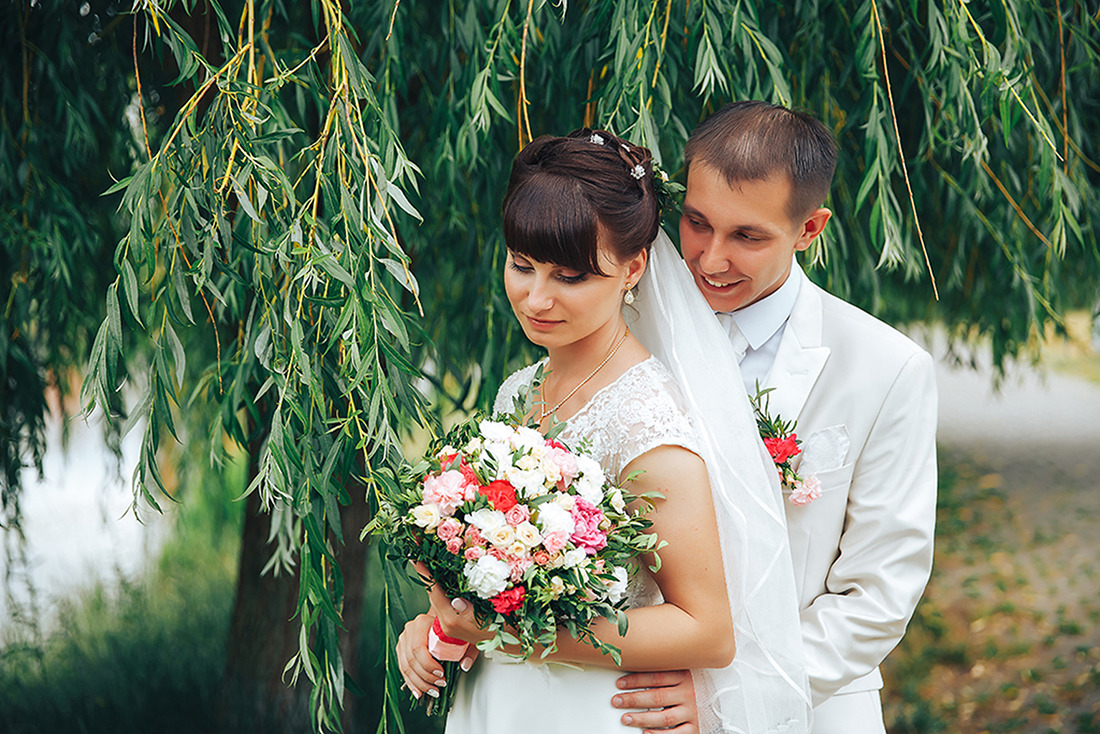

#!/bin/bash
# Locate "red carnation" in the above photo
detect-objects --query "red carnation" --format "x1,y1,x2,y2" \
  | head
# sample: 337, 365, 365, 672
479, 480, 519, 512
764, 435, 801, 464
490, 585, 526, 614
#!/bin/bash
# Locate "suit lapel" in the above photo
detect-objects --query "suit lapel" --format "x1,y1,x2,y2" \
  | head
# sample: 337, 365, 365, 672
764, 275, 830, 423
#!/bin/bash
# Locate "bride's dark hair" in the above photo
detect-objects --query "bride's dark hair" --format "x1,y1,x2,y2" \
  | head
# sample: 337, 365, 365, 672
502, 129, 659, 276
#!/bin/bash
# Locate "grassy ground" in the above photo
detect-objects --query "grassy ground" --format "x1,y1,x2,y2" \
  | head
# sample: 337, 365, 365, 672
883, 316, 1100, 734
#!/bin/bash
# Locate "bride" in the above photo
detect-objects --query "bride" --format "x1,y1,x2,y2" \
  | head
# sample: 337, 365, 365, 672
397, 129, 810, 733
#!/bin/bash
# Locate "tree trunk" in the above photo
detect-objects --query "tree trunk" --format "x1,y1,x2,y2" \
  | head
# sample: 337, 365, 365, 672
217, 454, 372, 734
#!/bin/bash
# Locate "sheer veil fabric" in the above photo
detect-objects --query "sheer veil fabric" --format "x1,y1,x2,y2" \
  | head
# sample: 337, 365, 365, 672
626, 231, 812, 734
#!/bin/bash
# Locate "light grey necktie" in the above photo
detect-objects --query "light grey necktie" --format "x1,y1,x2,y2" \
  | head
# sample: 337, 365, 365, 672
715, 312, 749, 363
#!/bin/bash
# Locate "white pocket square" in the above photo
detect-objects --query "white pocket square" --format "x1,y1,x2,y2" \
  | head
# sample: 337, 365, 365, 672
800, 425, 850, 475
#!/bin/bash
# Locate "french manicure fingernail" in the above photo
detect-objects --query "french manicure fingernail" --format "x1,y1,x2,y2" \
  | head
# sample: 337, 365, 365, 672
435, 678, 447, 687
460, 659, 472, 672
412, 689, 421, 700
432, 669, 444, 678
427, 688, 440, 699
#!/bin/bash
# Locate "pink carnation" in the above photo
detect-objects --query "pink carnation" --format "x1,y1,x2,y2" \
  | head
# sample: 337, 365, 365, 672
504, 504, 530, 526
436, 517, 463, 541
542, 530, 568, 554
509, 557, 533, 582
788, 475, 822, 506
422, 470, 468, 514
445, 536, 464, 554
570, 497, 607, 555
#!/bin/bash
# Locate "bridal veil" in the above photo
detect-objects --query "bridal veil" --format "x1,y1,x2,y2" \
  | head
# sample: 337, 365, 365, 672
627, 230, 812, 734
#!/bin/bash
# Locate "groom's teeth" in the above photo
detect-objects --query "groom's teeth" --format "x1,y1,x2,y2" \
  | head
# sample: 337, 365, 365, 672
703, 277, 729, 288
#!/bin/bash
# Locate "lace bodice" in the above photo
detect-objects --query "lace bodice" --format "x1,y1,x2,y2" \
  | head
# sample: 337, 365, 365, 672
493, 357, 699, 480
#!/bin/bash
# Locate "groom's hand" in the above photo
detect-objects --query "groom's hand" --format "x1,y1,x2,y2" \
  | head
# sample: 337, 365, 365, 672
612, 670, 698, 733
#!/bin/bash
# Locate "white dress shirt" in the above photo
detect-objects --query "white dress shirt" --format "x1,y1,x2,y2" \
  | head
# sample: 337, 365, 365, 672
716, 261, 803, 393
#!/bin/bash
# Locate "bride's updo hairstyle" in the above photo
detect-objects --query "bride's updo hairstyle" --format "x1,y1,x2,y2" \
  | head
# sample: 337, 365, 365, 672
503, 129, 659, 276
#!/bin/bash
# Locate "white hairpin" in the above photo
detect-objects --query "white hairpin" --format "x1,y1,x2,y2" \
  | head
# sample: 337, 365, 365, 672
630, 164, 645, 180
589, 133, 605, 145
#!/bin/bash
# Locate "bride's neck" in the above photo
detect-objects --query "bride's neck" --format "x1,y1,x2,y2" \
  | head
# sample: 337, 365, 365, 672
544, 321, 629, 381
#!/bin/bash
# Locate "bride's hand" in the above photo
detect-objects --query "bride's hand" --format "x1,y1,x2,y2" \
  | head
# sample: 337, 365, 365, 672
396, 613, 447, 700
410, 561, 493, 645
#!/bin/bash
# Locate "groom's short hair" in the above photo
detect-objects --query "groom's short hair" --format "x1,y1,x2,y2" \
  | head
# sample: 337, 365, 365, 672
684, 101, 837, 222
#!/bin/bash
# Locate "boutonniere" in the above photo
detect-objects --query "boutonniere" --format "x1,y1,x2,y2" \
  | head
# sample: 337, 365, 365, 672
750, 385, 821, 506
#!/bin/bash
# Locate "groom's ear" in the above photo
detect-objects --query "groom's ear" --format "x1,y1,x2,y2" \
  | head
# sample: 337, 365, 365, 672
794, 208, 832, 251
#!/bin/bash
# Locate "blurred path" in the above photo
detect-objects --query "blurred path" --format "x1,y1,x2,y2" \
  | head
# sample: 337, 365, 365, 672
893, 332, 1100, 731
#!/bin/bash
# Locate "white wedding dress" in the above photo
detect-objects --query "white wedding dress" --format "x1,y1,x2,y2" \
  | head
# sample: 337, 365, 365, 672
443, 356, 700, 734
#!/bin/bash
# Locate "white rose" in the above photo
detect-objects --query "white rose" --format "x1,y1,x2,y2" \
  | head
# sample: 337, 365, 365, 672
574, 474, 604, 506
464, 555, 511, 599
410, 503, 441, 530
514, 522, 542, 547
536, 502, 575, 536
538, 455, 562, 484
562, 548, 587, 569
484, 524, 516, 548
465, 508, 507, 533
606, 566, 629, 604
554, 493, 576, 512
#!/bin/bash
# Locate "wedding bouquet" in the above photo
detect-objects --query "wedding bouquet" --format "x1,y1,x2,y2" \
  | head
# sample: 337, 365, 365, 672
366, 405, 663, 714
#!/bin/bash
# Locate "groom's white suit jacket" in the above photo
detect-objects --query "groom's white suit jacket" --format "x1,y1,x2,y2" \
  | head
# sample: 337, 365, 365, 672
757, 268, 938, 711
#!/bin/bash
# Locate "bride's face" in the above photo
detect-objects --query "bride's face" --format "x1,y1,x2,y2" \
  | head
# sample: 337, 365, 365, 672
504, 244, 644, 352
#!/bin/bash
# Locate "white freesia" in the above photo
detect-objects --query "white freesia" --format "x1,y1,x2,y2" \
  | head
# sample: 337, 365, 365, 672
463, 436, 483, 454
608, 488, 627, 513
536, 501, 575, 536
548, 576, 566, 599
465, 508, 507, 534
606, 566, 629, 603
410, 503, 442, 530
483, 440, 515, 479
464, 555, 511, 599
516, 454, 541, 471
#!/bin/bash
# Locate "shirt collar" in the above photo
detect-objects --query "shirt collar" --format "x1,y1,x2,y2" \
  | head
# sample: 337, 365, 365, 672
724, 260, 803, 350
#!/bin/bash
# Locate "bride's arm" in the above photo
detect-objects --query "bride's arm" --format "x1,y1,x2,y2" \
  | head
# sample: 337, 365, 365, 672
431, 444, 734, 671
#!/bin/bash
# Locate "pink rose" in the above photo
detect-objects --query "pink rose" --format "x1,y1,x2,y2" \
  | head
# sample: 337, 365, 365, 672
570, 497, 608, 555
504, 504, 530, 526
436, 517, 463, 541
532, 550, 551, 566
544, 444, 579, 485
788, 475, 822, 506
445, 536, 464, 554
464, 525, 486, 547
422, 470, 468, 514
489, 546, 508, 560
464, 546, 486, 561
542, 530, 568, 554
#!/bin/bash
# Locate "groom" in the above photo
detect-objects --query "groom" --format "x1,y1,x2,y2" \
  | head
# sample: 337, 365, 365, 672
612, 102, 938, 733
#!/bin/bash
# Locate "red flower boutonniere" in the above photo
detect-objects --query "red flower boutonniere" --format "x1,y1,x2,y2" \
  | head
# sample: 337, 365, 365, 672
750, 385, 821, 506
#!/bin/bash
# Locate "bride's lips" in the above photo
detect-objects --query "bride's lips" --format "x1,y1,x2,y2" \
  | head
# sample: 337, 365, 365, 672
524, 315, 563, 332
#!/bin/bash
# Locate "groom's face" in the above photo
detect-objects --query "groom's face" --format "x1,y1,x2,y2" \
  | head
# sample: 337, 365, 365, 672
680, 163, 822, 313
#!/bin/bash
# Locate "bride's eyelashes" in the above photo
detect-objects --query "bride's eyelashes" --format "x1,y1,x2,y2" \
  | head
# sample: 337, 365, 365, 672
508, 256, 590, 284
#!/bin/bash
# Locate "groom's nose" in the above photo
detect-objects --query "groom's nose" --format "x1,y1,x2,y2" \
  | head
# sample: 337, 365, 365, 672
697, 238, 730, 275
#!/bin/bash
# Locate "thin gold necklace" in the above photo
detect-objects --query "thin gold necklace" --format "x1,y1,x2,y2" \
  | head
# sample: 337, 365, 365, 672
539, 327, 631, 422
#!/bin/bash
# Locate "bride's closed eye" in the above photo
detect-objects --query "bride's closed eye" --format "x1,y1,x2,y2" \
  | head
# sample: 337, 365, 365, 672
508, 255, 589, 284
